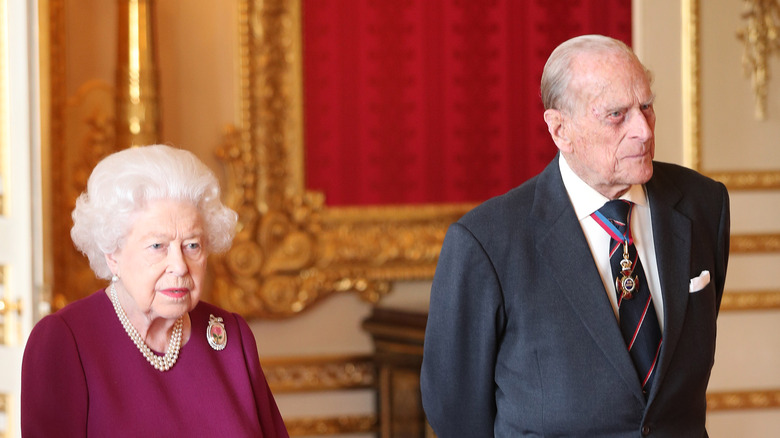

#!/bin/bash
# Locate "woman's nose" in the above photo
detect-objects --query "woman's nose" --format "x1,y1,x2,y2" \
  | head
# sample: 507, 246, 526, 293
166, 246, 188, 276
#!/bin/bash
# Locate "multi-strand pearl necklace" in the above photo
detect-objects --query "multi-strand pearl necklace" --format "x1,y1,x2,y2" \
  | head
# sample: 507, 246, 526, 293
109, 283, 183, 371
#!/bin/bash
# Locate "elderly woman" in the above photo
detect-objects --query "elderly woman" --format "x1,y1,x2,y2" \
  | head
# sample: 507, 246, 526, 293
21, 145, 288, 437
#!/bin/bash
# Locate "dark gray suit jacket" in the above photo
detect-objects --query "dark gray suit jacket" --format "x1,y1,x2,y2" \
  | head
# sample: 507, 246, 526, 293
421, 155, 730, 437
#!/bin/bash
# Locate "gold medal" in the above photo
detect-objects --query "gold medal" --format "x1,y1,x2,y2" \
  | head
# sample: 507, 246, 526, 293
207, 314, 227, 351
615, 241, 638, 300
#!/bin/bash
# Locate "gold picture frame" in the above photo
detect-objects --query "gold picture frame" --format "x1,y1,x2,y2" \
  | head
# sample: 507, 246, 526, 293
210, 0, 472, 318
211, 0, 780, 318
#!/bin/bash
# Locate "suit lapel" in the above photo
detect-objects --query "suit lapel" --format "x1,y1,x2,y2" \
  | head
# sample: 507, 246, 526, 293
531, 158, 645, 402
644, 174, 691, 402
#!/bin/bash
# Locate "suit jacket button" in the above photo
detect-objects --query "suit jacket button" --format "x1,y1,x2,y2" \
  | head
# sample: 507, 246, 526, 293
641, 425, 651, 435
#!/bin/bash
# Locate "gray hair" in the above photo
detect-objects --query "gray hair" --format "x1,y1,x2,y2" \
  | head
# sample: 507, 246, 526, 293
540, 34, 653, 112
71, 144, 238, 280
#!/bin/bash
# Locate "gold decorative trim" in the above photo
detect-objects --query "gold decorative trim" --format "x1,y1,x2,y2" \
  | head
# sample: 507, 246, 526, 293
115, 0, 161, 148
706, 170, 780, 190
262, 355, 375, 393
212, 0, 469, 318
682, 0, 701, 170
684, 0, 780, 190
284, 415, 377, 436
0, 392, 8, 438
730, 233, 780, 253
721, 290, 780, 311
0, 0, 7, 215
707, 389, 780, 411
262, 355, 380, 435
0, 265, 21, 346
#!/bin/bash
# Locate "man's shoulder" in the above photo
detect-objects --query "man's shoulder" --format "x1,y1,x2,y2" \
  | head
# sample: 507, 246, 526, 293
649, 161, 729, 211
651, 161, 724, 189
458, 174, 542, 230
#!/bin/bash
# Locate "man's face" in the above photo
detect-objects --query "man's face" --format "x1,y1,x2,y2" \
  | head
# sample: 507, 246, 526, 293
558, 52, 656, 199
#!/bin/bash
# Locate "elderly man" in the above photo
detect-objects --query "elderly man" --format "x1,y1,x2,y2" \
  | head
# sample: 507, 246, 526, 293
421, 34, 730, 437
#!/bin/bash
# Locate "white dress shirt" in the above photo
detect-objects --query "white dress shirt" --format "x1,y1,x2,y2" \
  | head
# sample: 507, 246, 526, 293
558, 155, 665, 330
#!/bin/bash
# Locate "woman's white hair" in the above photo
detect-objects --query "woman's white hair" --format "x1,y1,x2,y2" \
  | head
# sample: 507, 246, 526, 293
540, 34, 653, 113
71, 144, 238, 280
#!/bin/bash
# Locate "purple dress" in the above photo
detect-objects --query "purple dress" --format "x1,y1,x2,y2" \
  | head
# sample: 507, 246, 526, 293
21, 290, 289, 437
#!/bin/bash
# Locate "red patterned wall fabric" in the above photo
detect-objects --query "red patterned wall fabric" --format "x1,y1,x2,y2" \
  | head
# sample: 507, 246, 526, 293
303, 0, 632, 206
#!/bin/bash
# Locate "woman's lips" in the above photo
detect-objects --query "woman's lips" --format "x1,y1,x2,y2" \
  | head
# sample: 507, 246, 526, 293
159, 288, 189, 298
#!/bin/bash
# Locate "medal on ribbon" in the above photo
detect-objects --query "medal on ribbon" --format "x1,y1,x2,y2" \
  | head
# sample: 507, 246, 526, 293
615, 241, 638, 300
207, 314, 227, 351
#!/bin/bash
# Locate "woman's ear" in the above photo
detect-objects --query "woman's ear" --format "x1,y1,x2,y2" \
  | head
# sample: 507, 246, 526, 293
543, 109, 572, 153
105, 252, 120, 277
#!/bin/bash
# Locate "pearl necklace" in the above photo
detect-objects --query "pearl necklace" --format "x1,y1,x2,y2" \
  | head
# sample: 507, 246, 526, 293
109, 283, 183, 371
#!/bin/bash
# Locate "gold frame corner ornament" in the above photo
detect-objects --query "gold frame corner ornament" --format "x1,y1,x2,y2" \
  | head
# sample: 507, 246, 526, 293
211, 0, 469, 318
736, 0, 780, 121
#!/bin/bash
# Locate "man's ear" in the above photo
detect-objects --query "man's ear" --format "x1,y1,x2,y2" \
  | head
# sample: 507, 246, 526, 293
543, 109, 572, 153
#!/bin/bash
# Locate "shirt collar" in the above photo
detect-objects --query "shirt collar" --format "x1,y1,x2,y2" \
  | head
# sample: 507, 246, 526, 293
558, 154, 648, 221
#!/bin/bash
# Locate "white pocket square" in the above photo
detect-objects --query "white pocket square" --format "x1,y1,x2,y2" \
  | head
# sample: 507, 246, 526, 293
689, 270, 711, 293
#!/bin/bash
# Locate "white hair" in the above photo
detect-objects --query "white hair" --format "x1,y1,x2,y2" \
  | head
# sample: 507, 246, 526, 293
540, 34, 653, 112
70, 144, 238, 280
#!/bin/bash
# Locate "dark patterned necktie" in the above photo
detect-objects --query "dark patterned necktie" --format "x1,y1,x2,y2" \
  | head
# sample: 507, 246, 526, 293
592, 199, 663, 397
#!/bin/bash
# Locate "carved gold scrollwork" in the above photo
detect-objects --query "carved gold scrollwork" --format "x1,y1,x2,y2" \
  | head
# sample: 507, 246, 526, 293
737, 0, 780, 120
263, 355, 375, 393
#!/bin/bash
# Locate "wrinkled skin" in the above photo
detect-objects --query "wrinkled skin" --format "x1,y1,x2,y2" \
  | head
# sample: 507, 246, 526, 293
544, 51, 656, 199
105, 199, 207, 350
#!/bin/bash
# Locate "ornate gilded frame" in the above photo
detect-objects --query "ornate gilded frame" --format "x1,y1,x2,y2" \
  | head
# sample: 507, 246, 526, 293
210, 0, 471, 318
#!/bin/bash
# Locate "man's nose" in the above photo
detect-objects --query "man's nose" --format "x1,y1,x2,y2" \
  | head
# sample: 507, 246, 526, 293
630, 109, 654, 142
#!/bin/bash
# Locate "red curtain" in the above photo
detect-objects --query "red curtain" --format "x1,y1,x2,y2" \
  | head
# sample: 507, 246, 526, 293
303, 0, 632, 206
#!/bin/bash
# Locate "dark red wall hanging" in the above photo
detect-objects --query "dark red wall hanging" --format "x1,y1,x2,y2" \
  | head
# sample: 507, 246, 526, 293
303, 0, 632, 206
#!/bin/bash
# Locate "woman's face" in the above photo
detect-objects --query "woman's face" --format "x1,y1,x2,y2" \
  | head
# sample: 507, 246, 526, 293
106, 199, 207, 322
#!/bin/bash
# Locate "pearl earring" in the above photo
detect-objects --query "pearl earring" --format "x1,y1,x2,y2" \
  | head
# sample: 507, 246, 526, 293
112, 275, 119, 283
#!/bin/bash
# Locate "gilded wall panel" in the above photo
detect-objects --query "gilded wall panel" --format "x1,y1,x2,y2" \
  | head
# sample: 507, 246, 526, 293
684, 0, 780, 422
